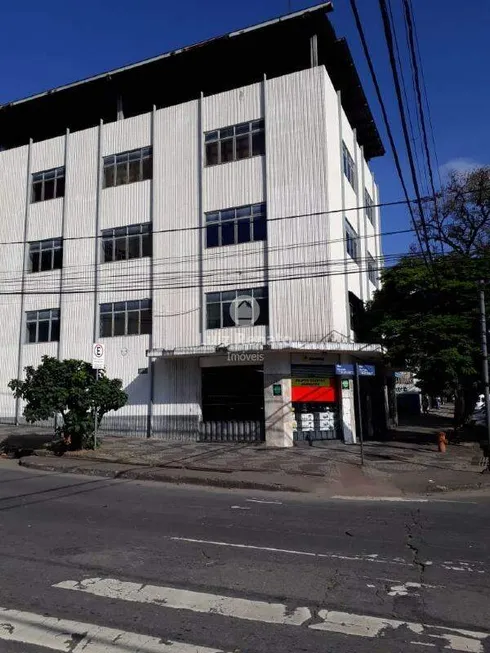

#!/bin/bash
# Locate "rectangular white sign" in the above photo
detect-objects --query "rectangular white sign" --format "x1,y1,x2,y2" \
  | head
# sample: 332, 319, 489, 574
92, 343, 105, 369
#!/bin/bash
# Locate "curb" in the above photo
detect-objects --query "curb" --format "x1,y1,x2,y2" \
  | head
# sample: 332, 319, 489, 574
18, 457, 308, 493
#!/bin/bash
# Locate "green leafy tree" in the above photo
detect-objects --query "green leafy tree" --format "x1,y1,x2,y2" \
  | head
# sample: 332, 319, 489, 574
9, 356, 127, 450
364, 166, 490, 424
364, 252, 490, 422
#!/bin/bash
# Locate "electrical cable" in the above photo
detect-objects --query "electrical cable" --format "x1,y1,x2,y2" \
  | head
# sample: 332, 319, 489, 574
402, 0, 443, 252
349, 0, 432, 273
378, 0, 437, 278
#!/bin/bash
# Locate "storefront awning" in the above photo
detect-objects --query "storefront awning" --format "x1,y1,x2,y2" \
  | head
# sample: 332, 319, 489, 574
147, 341, 384, 359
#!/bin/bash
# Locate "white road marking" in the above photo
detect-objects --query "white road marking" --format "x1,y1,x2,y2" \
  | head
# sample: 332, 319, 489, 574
442, 561, 485, 574
246, 499, 283, 505
53, 577, 490, 652
54, 578, 311, 626
169, 536, 412, 567
0, 606, 229, 652
410, 642, 436, 648
230, 505, 250, 510
332, 496, 429, 502
310, 610, 488, 652
332, 496, 478, 505
388, 582, 421, 597
168, 537, 486, 575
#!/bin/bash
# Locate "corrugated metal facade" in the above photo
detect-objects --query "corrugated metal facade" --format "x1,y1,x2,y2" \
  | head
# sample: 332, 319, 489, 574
0, 66, 382, 438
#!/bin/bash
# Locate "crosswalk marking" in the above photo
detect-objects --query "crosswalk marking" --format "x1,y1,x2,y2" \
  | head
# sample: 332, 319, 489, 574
54, 576, 490, 653
0, 606, 229, 652
310, 610, 488, 653
54, 577, 311, 626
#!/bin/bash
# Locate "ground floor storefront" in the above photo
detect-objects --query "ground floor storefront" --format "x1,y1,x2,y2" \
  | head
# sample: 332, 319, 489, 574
148, 345, 389, 447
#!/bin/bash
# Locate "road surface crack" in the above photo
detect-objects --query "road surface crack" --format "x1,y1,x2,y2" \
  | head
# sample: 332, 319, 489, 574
406, 508, 428, 620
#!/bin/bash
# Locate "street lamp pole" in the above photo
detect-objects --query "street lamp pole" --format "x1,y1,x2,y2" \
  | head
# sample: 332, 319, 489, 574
478, 280, 490, 470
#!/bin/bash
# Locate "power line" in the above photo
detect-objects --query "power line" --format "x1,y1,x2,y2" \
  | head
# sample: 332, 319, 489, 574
0, 197, 411, 249
410, 0, 442, 191
0, 224, 413, 280
387, 0, 427, 197
0, 249, 426, 297
378, 0, 437, 279
402, 0, 442, 252
349, 0, 431, 273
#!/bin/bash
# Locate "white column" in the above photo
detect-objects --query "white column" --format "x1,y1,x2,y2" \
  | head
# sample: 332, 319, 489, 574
340, 356, 357, 444
263, 353, 294, 448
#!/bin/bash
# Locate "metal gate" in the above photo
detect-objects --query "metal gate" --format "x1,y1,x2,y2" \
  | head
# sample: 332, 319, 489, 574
199, 420, 264, 442
200, 366, 265, 442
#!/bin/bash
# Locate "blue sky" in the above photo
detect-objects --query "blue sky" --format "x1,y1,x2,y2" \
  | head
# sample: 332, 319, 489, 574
0, 0, 488, 257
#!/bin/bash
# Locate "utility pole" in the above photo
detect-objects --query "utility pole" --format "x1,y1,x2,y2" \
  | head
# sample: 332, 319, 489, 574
93, 368, 99, 450
478, 280, 490, 470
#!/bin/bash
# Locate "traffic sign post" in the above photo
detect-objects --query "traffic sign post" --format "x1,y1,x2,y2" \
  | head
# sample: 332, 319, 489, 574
92, 343, 105, 449
335, 361, 376, 465
92, 343, 105, 369
354, 364, 364, 466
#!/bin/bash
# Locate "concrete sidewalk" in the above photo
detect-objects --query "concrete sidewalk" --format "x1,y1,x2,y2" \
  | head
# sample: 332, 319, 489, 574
3, 407, 490, 496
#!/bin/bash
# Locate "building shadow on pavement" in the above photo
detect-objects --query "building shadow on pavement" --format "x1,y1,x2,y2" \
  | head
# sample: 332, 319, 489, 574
0, 429, 53, 458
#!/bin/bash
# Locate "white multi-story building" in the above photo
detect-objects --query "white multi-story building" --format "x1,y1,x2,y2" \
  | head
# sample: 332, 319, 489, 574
0, 3, 386, 446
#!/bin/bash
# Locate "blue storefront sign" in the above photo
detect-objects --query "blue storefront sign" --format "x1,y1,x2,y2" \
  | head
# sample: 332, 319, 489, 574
335, 364, 355, 376
357, 364, 376, 377
335, 363, 375, 377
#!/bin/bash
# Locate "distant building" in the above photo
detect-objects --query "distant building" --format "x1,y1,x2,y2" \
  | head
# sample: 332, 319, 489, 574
0, 3, 385, 446
395, 372, 422, 416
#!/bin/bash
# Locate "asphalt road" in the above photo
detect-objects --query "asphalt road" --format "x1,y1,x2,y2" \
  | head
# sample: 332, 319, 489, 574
0, 459, 489, 653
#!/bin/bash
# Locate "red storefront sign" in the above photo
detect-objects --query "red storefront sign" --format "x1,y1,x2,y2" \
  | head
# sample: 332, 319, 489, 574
291, 377, 337, 403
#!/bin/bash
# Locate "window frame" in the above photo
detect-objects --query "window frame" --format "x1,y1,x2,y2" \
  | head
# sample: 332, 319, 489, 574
205, 119, 265, 167
103, 146, 152, 188
31, 167, 65, 203
205, 203, 266, 248
25, 308, 60, 343
206, 287, 269, 330
101, 223, 152, 263
345, 219, 359, 263
368, 254, 378, 285
28, 238, 63, 273
99, 299, 152, 338
365, 189, 375, 225
342, 142, 356, 189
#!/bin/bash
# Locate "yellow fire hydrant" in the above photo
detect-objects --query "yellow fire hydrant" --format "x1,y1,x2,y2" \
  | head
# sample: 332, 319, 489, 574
438, 431, 447, 453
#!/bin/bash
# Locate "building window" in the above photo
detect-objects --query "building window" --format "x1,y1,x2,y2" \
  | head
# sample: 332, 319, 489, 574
342, 142, 356, 189
368, 254, 378, 285
348, 292, 363, 341
101, 223, 152, 262
26, 309, 60, 343
100, 299, 152, 337
103, 147, 152, 188
206, 287, 268, 329
345, 220, 359, 262
31, 167, 65, 203
365, 189, 375, 225
29, 239, 63, 273
206, 203, 266, 248
205, 119, 265, 166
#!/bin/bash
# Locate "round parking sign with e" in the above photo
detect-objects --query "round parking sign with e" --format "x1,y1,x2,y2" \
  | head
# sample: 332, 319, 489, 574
92, 343, 105, 369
